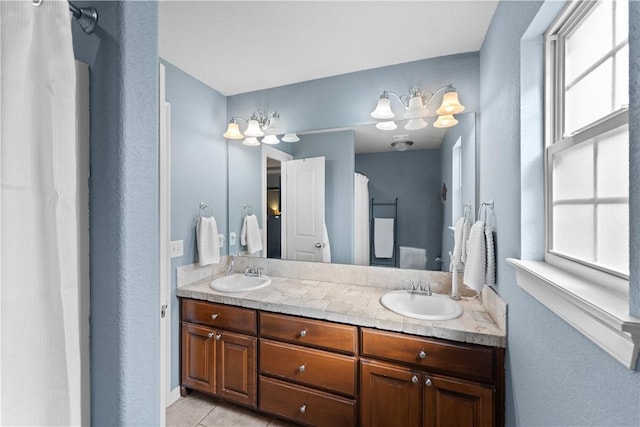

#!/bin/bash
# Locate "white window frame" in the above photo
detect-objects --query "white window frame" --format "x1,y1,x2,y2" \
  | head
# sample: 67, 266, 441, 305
545, 0, 629, 287
509, 0, 640, 370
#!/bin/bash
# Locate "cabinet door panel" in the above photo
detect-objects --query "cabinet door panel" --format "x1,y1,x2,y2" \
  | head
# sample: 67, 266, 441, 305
217, 330, 257, 407
423, 375, 494, 427
360, 359, 421, 427
181, 322, 216, 394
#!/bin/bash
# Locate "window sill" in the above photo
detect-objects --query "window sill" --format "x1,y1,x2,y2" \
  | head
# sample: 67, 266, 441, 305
507, 258, 640, 369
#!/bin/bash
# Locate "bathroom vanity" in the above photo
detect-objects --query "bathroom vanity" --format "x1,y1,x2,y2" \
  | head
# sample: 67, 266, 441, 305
177, 272, 505, 427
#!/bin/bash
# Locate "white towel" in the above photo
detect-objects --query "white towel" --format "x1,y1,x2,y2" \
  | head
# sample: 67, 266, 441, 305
196, 216, 220, 266
485, 225, 496, 286
374, 218, 394, 258
241, 214, 263, 254
463, 220, 486, 291
399, 246, 426, 270
452, 217, 467, 272
322, 222, 331, 263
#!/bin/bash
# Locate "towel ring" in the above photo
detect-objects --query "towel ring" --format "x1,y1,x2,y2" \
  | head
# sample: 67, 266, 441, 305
200, 202, 214, 218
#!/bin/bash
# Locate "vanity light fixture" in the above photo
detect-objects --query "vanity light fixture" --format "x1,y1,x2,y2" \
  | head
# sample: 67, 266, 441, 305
281, 133, 300, 143
223, 111, 298, 146
371, 85, 465, 130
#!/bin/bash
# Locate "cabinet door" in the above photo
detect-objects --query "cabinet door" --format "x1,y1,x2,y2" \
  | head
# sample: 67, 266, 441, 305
217, 330, 257, 407
360, 360, 421, 427
423, 374, 494, 427
181, 322, 216, 394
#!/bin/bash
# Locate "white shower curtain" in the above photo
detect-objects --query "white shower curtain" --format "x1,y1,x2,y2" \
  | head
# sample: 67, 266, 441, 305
1, 1, 80, 425
353, 173, 370, 265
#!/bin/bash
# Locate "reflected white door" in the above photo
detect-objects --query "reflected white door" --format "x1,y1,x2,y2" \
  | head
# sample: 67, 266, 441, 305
285, 157, 325, 261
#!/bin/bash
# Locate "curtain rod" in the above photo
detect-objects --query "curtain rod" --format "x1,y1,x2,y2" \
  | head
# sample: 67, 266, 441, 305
68, 1, 98, 34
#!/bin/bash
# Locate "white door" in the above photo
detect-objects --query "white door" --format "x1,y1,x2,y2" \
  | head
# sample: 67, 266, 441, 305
285, 157, 325, 261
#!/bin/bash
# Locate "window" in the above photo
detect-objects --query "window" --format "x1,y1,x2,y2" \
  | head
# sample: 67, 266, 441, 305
546, 0, 629, 281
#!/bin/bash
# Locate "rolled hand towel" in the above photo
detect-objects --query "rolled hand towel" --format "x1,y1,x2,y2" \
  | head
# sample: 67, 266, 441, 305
197, 216, 220, 266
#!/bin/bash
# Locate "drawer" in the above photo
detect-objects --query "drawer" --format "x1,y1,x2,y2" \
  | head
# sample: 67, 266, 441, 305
361, 328, 496, 383
260, 312, 357, 354
260, 339, 356, 396
259, 376, 356, 427
181, 299, 257, 335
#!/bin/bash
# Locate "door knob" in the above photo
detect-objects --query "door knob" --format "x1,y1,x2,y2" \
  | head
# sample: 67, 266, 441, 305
299, 404, 306, 413
418, 350, 427, 359
299, 364, 306, 372
207, 332, 214, 338
299, 329, 308, 337
211, 313, 219, 320
215, 334, 221, 340
314, 242, 324, 248
425, 378, 433, 386
411, 375, 419, 384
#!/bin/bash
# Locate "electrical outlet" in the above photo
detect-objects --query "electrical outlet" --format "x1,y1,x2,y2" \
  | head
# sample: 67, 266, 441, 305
230, 232, 237, 246
170, 240, 183, 258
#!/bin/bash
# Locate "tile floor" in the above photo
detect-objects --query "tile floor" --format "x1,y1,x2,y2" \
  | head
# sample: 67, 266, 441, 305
166, 392, 298, 427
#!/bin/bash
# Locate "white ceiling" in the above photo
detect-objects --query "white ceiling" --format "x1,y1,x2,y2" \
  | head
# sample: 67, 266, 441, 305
159, 1, 499, 97
159, 1, 496, 153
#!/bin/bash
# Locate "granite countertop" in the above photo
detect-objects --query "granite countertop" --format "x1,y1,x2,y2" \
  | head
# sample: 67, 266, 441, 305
177, 274, 506, 348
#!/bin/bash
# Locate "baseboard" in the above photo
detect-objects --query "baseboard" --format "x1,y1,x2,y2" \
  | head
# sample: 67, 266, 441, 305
167, 387, 181, 407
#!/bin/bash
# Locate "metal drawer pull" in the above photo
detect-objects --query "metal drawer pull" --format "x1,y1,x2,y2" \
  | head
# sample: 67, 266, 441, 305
299, 404, 306, 413
211, 313, 219, 320
299, 329, 308, 337
207, 332, 214, 338
418, 350, 427, 359
298, 364, 306, 372
215, 334, 222, 341
411, 375, 419, 384
425, 378, 433, 386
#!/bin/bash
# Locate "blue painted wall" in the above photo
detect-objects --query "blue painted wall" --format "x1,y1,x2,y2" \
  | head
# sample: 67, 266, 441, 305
440, 113, 476, 271
355, 150, 442, 270
162, 61, 228, 389
228, 142, 263, 256
72, 1, 160, 424
293, 131, 355, 264
480, 1, 640, 425
227, 53, 479, 134
630, 0, 640, 317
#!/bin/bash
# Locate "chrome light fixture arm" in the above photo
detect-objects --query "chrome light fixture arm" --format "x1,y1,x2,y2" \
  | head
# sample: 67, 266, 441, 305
421, 85, 455, 109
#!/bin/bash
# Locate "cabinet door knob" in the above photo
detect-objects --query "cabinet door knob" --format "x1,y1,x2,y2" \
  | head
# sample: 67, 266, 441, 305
215, 333, 222, 340
298, 364, 306, 372
299, 329, 308, 337
207, 332, 214, 339
411, 375, 419, 384
425, 378, 433, 386
418, 350, 427, 359
299, 404, 306, 413
211, 313, 219, 320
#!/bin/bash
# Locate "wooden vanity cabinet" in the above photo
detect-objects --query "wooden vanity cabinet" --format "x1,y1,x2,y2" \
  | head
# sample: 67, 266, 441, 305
360, 328, 502, 427
180, 299, 257, 408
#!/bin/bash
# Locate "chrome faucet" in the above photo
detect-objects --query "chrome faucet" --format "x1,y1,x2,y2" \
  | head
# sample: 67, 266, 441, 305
226, 253, 236, 275
405, 280, 433, 296
245, 265, 261, 277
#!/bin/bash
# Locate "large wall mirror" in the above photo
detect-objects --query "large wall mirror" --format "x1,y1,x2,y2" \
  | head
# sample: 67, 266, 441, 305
228, 113, 476, 272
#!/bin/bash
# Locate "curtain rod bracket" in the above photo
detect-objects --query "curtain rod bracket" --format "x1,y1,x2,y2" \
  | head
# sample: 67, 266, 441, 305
68, 1, 98, 34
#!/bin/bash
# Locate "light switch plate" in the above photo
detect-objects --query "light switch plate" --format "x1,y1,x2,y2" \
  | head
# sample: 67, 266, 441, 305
170, 240, 183, 258
230, 232, 237, 246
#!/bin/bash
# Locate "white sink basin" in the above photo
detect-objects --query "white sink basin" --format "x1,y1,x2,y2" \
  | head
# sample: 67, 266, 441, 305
210, 273, 271, 293
380, 290, 463, 321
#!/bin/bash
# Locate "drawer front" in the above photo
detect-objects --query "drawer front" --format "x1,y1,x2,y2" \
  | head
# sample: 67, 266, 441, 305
361, 328, 496, 383
260, 312, 357, 354
259, 376, 356, 427
260, 339, 356, 396
182, 299, 257, 335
